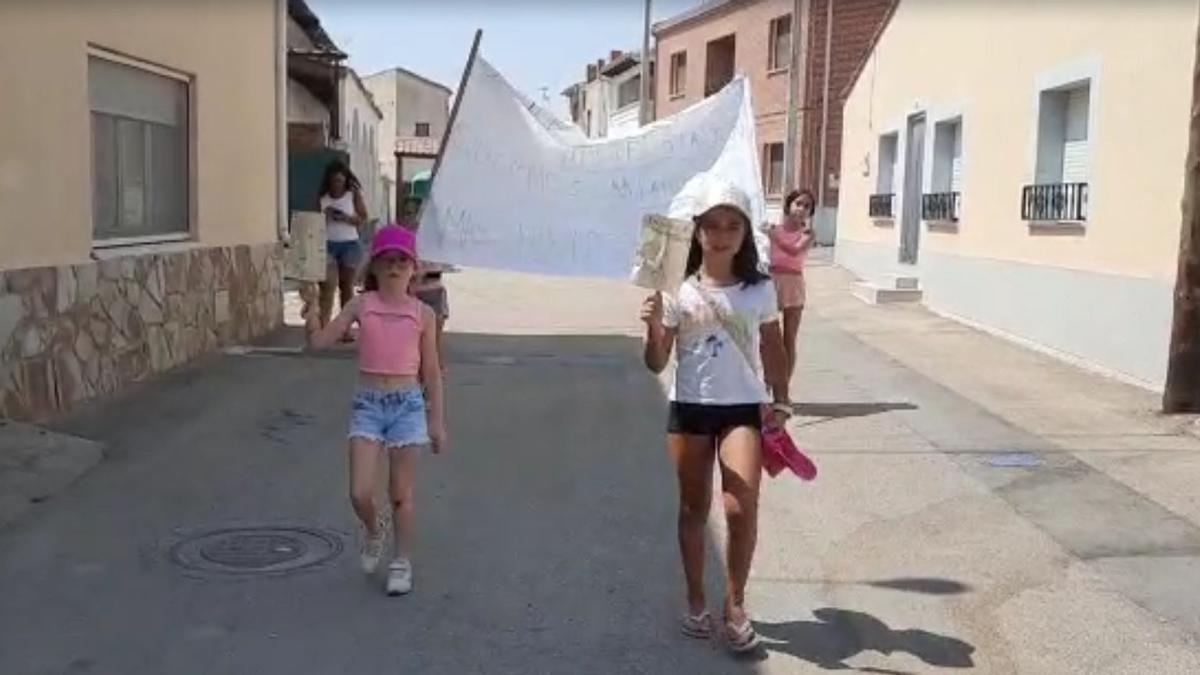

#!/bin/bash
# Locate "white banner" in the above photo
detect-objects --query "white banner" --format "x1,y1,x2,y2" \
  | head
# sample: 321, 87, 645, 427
418, 57, 766, 278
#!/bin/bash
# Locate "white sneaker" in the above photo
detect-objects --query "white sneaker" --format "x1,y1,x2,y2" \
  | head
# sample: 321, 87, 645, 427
386, 559, 413, 596
360, 528, 385, 574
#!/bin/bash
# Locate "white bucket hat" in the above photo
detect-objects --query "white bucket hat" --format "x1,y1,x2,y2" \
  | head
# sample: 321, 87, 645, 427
668, 172, 754, 227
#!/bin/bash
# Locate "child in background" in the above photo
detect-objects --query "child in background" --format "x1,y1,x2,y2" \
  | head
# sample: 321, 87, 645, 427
768, 189, 816, 378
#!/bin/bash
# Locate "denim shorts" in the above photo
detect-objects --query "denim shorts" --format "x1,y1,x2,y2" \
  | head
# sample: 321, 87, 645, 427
349, 386, 429, 449
327, 240, 363, 270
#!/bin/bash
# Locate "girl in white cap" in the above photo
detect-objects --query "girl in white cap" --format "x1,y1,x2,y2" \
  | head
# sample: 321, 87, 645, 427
641, 176, 791, 653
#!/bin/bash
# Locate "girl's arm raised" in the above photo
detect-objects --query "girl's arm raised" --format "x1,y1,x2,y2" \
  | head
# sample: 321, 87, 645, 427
305, 295, 359, 350
419, 303, 447, 453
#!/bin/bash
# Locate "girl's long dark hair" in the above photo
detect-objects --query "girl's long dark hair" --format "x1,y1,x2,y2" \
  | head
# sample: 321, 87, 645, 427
685, 210, 769, 287
319, 159, 362, 197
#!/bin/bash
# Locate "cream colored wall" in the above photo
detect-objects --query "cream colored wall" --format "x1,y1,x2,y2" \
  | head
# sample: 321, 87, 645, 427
0, 0, 278, 270
838, 0, 1196, 280
364, 71, 398, 183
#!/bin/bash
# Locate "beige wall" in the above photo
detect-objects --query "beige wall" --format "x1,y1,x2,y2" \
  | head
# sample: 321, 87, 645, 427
838, 0, 1196, 280
365, 69, 450, 185
364, 71, 398, 183
0, 0, 279, 270
394, 71, 451, 141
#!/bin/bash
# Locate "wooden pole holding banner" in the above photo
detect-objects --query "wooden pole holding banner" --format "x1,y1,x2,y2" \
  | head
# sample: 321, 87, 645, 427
416, 29, 483, 225
639, 0, 652, 126
1164, 21, 1200, 413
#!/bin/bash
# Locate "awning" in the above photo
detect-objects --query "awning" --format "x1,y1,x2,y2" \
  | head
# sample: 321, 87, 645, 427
409, 170, 432, 198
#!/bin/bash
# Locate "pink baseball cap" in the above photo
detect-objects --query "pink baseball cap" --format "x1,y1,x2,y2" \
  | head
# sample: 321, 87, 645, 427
370, 224, 417, 260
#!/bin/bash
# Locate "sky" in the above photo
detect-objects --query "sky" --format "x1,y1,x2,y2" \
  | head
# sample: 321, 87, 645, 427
308, 0, 705, 116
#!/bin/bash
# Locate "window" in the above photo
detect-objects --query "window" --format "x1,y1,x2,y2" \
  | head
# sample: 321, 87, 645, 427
705, 34, 736, 96
353, 110, 360, 144
415, 122, 431, 137
931, 118, 962, 194
768, 15, 792, 72
763, 143, 784, 195
669, 51, 687, 97
870, 133, 899, 218
925, 118, 963, 222
1035, 81, 1090, 185
89, 55, 189, 241
617, 75, 641, 110
1026, 79, 1091, 222
877, 133, 899, 194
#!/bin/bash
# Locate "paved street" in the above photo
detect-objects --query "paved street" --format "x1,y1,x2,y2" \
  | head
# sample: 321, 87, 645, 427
2, 254, 1200, 674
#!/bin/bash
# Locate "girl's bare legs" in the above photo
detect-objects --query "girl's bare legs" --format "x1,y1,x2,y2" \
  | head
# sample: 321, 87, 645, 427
318, 263, 339, 327
337, 264, 357, 310
717, 426, 763, 624
337, 265, 357, 340
348, 438, 383, 534
781, 306, 804, 379
435, 316, 447, 373
388, 446, 418, 560
668, 433, 717, 615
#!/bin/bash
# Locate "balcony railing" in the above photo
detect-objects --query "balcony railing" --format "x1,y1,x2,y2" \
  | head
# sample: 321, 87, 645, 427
922, 192, 961, 222
869, 193, 895, 219
1021, 182, 1088, 222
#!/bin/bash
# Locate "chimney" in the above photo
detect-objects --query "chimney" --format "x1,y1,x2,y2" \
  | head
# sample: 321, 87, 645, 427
610, 50, 623, 62
586, 64, 597, 81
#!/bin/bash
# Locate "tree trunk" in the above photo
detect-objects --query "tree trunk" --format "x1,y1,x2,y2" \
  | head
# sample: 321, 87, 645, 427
1164, 19, 1200, 413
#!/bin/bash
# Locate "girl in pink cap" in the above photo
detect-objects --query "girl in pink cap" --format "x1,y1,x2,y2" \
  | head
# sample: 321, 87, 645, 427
304, 223, 446, 597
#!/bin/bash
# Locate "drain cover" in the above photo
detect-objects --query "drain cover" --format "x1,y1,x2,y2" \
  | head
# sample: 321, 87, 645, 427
170, 526, 342, 576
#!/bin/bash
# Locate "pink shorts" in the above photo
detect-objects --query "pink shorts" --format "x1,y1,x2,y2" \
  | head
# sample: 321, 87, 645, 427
774, 273, 806, 309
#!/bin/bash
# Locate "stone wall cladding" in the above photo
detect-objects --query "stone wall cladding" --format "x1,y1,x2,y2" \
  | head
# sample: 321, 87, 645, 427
0, 243, 282, 421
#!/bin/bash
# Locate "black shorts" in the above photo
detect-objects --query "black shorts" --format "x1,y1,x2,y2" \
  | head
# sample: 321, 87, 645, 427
667, 402, 762, 437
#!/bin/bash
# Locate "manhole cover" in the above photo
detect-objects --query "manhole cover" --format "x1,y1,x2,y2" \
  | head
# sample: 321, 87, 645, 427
169, 526, 342, 576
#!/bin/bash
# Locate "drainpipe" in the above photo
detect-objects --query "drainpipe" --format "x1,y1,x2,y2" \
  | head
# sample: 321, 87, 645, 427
275, 0, 288, 241
816, 0, 834, 209
783, 0, 805, 190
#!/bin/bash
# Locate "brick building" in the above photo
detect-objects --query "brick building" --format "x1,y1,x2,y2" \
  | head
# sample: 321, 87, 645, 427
653, 0, 893, 227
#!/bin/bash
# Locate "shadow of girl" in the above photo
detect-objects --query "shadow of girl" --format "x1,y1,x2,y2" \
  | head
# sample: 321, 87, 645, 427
755, 607, 976, 671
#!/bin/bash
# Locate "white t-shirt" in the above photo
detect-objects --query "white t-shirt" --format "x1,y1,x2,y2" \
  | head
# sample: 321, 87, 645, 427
663, 278, 779, 405
320, 191, 360, 243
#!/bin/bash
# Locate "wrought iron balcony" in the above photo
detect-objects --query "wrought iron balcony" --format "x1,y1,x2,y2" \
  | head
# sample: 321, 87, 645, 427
922, 192, 960, 222
1021, 183, 1088, 222
869, 193, 895, 219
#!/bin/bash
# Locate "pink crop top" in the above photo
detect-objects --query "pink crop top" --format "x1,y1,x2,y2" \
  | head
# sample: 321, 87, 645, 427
357, 292, 424, 376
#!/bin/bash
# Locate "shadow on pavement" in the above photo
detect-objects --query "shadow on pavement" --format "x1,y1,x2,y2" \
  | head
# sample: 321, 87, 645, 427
793, 401, 918, 421
756, 607, 976, 671
865, 577, 972, 595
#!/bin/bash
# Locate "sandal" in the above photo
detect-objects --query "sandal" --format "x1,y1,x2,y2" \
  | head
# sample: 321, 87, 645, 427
724, 615, 761, 653
680, 610, 713, 639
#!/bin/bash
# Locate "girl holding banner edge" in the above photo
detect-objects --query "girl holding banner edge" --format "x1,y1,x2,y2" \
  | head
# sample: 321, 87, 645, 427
640, 176, 791, 653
